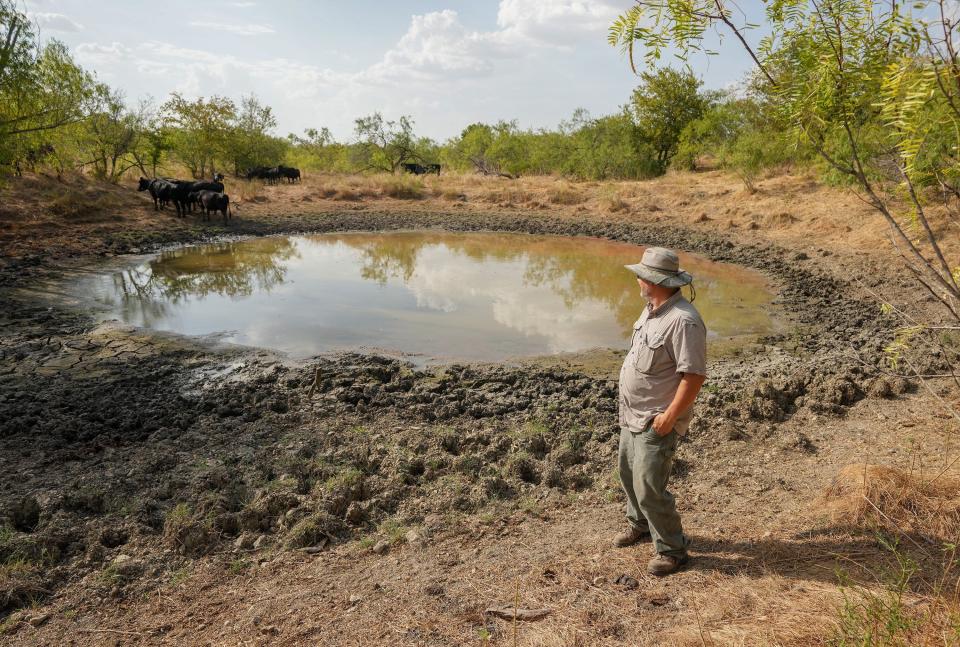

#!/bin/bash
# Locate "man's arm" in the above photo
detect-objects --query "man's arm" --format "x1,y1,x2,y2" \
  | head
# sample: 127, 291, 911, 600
653, 373, 706, 436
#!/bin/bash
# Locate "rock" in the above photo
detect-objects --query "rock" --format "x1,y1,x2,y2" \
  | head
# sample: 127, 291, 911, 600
372, 540, 390, 555
28, 612, 50, 627
404, 529, 424, 546
252, 535, 270, 550
234, 533, 256, 550
349, 593, 362, 605
109, 554, 145, 580
424, 582, 444, 596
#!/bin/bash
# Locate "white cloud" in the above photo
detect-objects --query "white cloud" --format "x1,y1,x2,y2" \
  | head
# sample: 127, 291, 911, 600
496, 0, 627, 45
364, 10, 515, 84
72, 0, 636, 138
30, 12, 84, 33
188, 21, 275, 36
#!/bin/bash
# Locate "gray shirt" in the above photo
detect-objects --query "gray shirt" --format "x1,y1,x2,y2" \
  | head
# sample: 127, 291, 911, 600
618, 291, 707, 436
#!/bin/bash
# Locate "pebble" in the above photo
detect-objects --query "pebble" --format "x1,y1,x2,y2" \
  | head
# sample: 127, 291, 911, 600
372, 540, 390, 555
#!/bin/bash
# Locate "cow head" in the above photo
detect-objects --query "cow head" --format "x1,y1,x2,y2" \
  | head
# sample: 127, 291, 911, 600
137, 177, 151, 191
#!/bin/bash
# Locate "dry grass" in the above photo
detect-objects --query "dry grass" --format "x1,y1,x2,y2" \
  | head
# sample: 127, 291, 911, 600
824, 464, 960, 539
599, 186, 630, 213
546, 182, 587, 205
234, 179, 265, 203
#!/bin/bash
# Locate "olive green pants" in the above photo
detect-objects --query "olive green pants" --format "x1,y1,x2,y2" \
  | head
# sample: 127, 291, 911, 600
618, 424, 690, 557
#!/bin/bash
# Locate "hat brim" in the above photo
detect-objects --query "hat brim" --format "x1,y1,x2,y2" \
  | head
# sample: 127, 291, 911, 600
624, 263, 693, 288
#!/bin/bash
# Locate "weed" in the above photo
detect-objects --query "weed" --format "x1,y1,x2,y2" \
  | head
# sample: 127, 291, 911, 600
380, 518, 409, 544
228, 558, 250, 575
832, 536, 960, 645
167, 568, 189, 586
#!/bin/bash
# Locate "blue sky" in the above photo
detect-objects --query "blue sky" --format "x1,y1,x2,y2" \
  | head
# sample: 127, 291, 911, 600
24, 0, 763, 141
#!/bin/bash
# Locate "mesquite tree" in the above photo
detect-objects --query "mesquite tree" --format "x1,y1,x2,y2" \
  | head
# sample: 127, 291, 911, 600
610, 0, 959, 324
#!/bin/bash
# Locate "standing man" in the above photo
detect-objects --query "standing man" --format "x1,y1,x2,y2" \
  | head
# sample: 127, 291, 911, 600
615, 247, 707, 576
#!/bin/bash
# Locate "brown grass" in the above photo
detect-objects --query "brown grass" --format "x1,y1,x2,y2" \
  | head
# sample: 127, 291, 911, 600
824, 464, 960, 539
546, 182, 587, 205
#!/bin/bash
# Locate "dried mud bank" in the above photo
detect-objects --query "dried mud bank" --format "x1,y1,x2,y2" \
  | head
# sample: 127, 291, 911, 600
0, 210, 924, 624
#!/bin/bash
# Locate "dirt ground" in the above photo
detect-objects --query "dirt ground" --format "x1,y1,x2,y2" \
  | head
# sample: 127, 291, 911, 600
1, 169, 958, 645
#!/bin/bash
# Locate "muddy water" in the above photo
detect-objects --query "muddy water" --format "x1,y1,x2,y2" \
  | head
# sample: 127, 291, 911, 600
70, 232, 783, 362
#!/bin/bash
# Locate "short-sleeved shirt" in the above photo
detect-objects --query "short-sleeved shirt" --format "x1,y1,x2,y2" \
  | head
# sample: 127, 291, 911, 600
618, 291, 707, 436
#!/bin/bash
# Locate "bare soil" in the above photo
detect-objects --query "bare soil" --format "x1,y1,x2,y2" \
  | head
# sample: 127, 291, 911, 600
0, 169, 958, 645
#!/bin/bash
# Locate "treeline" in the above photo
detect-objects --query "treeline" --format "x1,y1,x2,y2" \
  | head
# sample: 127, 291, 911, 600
1, 0, 799, 185
285, 67, 803, 185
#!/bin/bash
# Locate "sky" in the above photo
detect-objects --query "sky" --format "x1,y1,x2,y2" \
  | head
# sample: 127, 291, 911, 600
23, 0, 764, 141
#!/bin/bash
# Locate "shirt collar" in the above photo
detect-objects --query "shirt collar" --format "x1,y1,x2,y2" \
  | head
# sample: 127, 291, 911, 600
646, 290, 684, 318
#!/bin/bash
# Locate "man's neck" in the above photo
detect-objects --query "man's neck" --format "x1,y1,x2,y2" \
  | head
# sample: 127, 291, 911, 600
648, 289, 680, 312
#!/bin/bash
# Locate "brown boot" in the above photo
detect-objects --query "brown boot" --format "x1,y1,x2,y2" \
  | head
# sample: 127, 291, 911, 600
613, 526, 650, 548
647, 553, 689, 577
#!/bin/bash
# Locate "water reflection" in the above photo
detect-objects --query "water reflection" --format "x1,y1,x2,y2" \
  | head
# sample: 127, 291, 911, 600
77, 232, 780, 361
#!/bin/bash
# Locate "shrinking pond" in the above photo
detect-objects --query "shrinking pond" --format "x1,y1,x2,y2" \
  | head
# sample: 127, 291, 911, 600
73, 232, 783, 363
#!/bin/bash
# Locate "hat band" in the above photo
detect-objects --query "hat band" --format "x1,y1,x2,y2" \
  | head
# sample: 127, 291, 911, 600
642, 261, 680, 274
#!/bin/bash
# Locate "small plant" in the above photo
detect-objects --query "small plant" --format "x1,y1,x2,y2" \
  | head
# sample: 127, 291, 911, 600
831, 536, 960, 646
379, 518, 409, 544
228, 558, 250, 575
167, 568, 189, 586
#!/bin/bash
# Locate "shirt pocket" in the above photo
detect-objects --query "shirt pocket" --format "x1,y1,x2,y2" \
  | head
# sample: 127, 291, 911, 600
634, 331, 666, 373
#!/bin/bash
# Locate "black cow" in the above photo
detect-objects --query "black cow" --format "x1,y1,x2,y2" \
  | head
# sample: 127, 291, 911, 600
168, 180, 225, 217
278, 165, 301, 183
196, 190, 232, 224
401, 162, 441, 176
138, 177, 176, 211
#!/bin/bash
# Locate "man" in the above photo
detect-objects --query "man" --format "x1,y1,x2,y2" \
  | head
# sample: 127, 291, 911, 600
615, 247, 707, 577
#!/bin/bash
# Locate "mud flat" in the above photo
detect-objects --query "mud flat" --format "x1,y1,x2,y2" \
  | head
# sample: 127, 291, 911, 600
0, 209, 927, 640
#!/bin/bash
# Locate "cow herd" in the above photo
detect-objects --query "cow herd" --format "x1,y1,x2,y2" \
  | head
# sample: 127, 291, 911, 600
244, 165, 301, 183
401, 162, 441, 176
137, 176, 232, 224
136, 161, 445, 223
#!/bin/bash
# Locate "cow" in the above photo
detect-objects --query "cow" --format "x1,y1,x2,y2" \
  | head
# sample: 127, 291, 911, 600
196, 190, 232, 224
167, 179, 225, 217
138, 177, 176, 211
401, 162, 441, 176
278, 165, 301, 183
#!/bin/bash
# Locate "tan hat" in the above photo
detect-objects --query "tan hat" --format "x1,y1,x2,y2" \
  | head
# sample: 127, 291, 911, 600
624, 247, 693, 288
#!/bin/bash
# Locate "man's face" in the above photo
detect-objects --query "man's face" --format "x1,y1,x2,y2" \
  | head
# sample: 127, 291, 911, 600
637, 277, 654, 300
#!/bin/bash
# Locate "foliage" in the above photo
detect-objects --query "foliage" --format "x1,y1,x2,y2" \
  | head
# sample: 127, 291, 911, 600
160, 93, 236, 179
353, 112, 418, 173
610, 0, 960, 319
629, 67, 709, 172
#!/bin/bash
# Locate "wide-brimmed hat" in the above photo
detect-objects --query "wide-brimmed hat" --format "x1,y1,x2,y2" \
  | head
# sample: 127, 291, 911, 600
624, 247, 693, 288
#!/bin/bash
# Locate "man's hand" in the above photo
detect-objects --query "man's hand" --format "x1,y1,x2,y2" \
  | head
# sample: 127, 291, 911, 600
653, 373, 707, 437
652, 411, 676, 436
